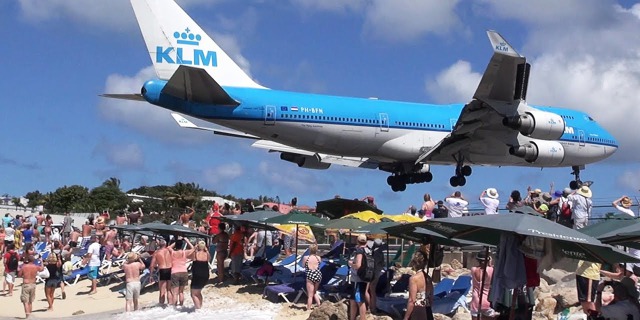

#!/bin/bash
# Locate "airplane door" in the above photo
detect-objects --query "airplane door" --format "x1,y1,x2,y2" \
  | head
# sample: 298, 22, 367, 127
264, 105, 276, 125
450, 119, 458, 132
578, 130, 585, 147
379, 113, 389, 132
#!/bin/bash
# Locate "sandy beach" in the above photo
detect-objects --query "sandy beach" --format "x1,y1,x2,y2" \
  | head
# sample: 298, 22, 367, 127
0, 261, 311, 320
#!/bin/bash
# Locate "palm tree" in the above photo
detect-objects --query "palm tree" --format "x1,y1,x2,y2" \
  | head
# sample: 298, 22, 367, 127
163, 182, 202, 208
11, 197, 23, 210
102, 177, 121, 190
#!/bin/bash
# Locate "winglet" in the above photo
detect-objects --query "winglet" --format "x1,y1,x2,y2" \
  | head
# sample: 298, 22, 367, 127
171, 113, 199, 129
487, 30, 521, 57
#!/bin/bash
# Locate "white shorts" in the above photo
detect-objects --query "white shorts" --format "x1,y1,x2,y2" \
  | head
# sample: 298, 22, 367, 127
5, 272, 15, 284
126, 281, 141, 301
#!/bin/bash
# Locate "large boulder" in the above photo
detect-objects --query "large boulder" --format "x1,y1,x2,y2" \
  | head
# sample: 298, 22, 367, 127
308, 300, 348, 320
552, 286, 579, 310
534, 297, 557, 320
433, 314, 452, 320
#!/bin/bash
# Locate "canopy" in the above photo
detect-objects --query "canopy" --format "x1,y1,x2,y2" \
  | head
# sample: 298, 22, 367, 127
324, 217, 372, 230
418, 214, 639, 264
316, 198, 383, 219
137, 222, 210, 238
263, 210, 326, 228
381, 214, 423, 223
382, 223, 482, 247
342, 210, 384, 223
579, 214, 639, 239
355, 221, 400, 235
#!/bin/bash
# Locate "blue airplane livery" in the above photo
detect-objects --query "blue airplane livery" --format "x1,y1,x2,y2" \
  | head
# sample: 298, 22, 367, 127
104, 0, 618, 192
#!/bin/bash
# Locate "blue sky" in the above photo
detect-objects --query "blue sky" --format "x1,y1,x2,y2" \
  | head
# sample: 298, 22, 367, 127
2, 0, 640, 214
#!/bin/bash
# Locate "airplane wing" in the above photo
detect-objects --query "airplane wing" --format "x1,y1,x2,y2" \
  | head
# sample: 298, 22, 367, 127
251, 140, 379, 169
416, 30, 528, 165
100, 93, 145, 101
170, 113, 260, 139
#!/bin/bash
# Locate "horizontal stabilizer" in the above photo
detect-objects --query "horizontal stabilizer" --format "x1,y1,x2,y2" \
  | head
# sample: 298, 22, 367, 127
162, 65, 239, 106
170, 113, 258, 139
100, 93, 145, 101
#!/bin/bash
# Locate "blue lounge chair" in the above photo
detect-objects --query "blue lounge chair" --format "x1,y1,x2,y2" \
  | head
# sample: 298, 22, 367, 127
64, 265, 91, 286
431, 275, 472, 315
321, 240, 344, 260
433, 278, 455, 298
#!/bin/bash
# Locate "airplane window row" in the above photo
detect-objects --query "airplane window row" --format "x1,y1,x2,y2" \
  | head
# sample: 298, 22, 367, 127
587, 137, 614, 144
280, 113, 381, 124
394, 121, 445, 129
560, 115, 575, 120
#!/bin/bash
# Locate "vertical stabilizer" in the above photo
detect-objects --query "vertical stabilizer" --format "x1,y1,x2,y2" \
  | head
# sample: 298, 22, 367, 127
130, 0, 264, 89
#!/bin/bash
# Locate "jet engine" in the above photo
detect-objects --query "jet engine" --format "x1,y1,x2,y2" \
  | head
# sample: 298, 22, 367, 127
503, 110, 565, 140
509, 139, 565, 166
280, 153, 331, 169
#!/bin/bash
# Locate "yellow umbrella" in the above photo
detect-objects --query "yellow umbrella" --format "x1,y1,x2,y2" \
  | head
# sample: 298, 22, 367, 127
382, 214, 423, 224
341, 210, 382, 223
276, 224, 316, 243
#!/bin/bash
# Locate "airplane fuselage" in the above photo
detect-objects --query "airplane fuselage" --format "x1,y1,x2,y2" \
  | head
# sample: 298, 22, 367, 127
142, 80, 618, 169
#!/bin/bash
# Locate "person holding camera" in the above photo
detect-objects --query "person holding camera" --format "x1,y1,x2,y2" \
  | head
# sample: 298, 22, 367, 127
594, 277, 640, 319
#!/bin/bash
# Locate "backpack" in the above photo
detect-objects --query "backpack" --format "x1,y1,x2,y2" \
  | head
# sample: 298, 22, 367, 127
560, 200, 572, 218
357, 247, 375, 282
7, 252, 19, 271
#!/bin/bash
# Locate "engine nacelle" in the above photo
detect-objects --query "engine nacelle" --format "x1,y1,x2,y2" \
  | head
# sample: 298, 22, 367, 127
280, 153, 331, 170
502, 110, 565, 140
509, 139, 565, 166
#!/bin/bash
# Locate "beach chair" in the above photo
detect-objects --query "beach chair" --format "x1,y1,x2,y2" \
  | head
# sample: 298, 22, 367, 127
400, 244, 416, 267
387, 245, 403, 267
64, 265, 91, 286
431, 275, 472, 315
321, 240, 344, 260
263, 281, 306, 303
322, 265, 350, 302
208, 244, 217, 271
433, 278, 455, 298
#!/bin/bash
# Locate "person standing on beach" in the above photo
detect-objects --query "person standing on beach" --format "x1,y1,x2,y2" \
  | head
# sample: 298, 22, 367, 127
19, 255, 44, 318
3, 243, 19, 296
62, 212, 74, 243
576, 260, 601, 316
348, 235, 370, 320
169, 237, 194, 306
229, 226, 246, 284
568, 186, 592, 229
189, 241, 210, 309
127, 208, 143, 225
212, 223, 229, 283
150, 239, 173, 305
85, 236, 101, 295
122, 252, 146, 312
444, 191, 468, 217
179, 207, 195, 227
43, 250, 63, 311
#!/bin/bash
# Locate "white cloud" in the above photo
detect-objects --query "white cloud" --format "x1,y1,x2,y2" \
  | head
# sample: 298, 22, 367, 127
203, 162, 244, 185
258, 161, 332, 194
617, 169, 640, 191
363, 0, 462, 42
93, 140, 144, 169
289, 0, 365, 13
425, 60, 481, 103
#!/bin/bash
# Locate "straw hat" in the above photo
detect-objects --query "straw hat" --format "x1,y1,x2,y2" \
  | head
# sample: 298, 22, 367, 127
127, 252, 138, 263
486, 188, 499, 199
576, 186, 592, 198
357, 234, 367, 243
621, 196, 633, 208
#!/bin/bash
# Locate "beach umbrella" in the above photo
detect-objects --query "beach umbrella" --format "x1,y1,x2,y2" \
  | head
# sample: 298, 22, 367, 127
276, 224, 316, 242
579, 214, 639, 239
418, 214, 638, 320
342, 210, 383, 223
316, 198, 383, 219
233, 211, 282, 222
264, 210, 327, 272
381, 214, 423, 224
324, 217, 372, 230
139, 222, 210, 239
418, 214, 639, 264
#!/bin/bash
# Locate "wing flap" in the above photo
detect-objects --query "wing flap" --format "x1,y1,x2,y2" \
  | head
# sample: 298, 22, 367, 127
170, 113, 259, 139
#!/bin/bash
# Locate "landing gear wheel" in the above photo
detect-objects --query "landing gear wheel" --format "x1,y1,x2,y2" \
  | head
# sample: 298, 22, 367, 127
461, 165, 472, 177
423, 172, 433, 183
457, 176, 466, 186
387, 176, 394, 186
450, 176, 459, 187
569, 165, 583, 190
397, 183, 406, 192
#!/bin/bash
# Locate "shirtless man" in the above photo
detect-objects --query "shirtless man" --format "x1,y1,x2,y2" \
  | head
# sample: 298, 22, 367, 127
127, 208, 143, 225
104, 228, 118, 260
19, 255, 44, 318
116, 212, 127, 225
81, 220, 93, 238
122, 252, 146, 312
179, 207, 195, 227
149, 239, 172, 305
35, 212, 45, 228
69, 227, 81, 245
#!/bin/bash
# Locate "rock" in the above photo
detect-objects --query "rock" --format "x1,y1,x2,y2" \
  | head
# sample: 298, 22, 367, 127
541, 268, 571, 285
553, 287, 579, 310
450, 259, 464, 270
538, 278, 550, 293
452, 310, 471, 320
534, 297, 557, 320
308, 300, 348, 320
72, 311, 85, 315
365, 314, 393, 320
433, 314, 452, 320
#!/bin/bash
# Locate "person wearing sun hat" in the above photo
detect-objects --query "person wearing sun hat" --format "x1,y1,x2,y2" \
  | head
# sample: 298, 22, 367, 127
479, 188, 500, 215
612, 195, 635, 217
568, 185, 593, 229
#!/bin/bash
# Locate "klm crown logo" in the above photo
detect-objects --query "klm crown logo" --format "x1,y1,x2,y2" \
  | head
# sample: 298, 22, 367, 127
156, 27, 217, 67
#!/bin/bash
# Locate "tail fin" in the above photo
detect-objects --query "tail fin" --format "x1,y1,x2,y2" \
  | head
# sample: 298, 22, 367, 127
130, 0, 264, 89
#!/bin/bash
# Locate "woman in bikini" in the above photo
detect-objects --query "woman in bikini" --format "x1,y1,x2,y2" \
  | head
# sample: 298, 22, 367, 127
302, 244, 322, 311
189, 240, 210, 309
44, 214, 53, 243
212, 223, 229, 283
404, 252, 434, 320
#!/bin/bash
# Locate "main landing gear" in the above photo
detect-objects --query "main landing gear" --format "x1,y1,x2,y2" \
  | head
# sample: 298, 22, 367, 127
449, 157, 472, 187
569, 165, 583, 190
387, 172, 433, 192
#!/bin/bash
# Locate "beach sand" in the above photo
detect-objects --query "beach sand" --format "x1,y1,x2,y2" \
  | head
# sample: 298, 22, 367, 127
0, 261, 310, 320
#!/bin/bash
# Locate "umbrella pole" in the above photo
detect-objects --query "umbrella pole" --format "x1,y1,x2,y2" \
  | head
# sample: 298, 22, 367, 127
294, 224, 299, 273
386, 233, 391, 291
477, 246, 490, 320
509, 287, 518, 320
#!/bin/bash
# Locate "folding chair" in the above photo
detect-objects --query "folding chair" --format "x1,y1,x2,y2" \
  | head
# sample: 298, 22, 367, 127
63, 265, 91, 286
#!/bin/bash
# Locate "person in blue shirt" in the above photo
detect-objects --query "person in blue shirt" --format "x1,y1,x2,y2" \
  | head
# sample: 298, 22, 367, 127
2, 214, 13, 228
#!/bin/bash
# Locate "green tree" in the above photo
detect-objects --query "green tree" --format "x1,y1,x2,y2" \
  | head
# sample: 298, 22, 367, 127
89, 178, 128, 212
49, 185, 90, 213
163, 182, 203, 208
11, 197, 23, 210
24, 190, 45, 209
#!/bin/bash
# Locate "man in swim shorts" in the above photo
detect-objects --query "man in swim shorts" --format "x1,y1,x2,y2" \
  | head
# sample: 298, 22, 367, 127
122, 252, 145, 312
150, 239, 172, 305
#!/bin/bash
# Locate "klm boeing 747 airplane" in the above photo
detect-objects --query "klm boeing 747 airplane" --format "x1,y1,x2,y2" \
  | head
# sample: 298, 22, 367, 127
104, 0, 618, 192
